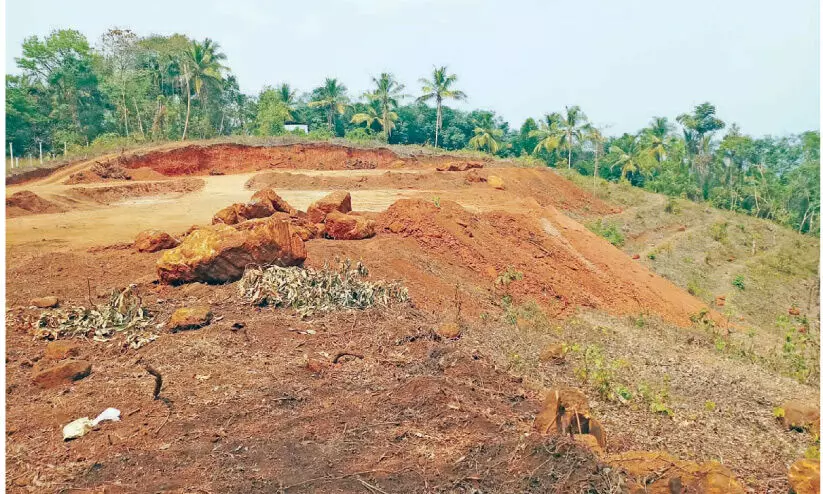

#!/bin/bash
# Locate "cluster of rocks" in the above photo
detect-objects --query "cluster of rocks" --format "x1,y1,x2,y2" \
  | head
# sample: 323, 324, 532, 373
131, 188, 376, 286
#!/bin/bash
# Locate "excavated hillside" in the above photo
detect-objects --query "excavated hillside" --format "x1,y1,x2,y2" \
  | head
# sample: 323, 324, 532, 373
5, 141, 819, 493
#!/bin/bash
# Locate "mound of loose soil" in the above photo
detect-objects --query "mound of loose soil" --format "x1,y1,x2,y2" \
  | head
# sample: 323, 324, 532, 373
375, 199, 706, 326
83, 143, 491, 177
6, 191, 65, 218
67, 178, 204, 204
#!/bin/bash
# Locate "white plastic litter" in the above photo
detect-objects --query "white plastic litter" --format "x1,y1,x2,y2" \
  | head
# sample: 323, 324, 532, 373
62, 408, 121, 440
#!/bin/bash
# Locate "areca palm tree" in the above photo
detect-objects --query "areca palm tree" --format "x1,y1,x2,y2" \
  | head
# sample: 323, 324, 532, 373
308, 78, 348, 130
584, 124, 606, 178
368, 73, 405, 139
181, 38, 228, 140
417, 66, 466, 148
467, 113, 503, 154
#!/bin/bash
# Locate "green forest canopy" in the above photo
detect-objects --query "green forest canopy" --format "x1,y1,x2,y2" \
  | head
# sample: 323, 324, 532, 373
5, 28, 820, 234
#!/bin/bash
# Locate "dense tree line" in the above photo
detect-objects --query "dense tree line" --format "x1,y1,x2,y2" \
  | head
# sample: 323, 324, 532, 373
5, 29, 819, 234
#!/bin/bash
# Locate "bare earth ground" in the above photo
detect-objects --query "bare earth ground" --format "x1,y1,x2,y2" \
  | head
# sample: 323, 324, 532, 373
5, 142, 820, 493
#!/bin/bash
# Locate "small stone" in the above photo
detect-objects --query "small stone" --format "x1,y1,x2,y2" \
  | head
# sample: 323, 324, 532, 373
32, 360, 91, 388
44, 341, 81, 361
169, 306, 213, 332
437, 323, 461, 339
31, 296, 58, 308
539, 343, 566, 363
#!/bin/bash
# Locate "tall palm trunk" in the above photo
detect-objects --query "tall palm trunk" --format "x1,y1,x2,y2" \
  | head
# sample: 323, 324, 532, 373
435, 96, 442, 148
182, 68, 191, 141
567, 131, 572, 168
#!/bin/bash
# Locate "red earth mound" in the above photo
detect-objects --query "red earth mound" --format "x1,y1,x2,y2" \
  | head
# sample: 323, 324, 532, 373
67, 178, 204, 204
374, 199, 706, 326
94, 143, 491, 176
6, 191, 65, 218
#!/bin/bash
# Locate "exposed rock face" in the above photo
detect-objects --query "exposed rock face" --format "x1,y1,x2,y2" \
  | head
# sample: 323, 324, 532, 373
781, 401, 821, 433
324, 211, 376, 240
157, 222, 306, 284
169, 306, 213, 332
235, 215, 319, 241
608, 451, 745, 494
134, 230, 180, 253
307, 191, 352, 223
487, 175, 505, 190
436, 162, 483, 172
32, 360, 92, 388
788, 458, 820, 494
31, 296, 59, 308
250, 188, 297, 216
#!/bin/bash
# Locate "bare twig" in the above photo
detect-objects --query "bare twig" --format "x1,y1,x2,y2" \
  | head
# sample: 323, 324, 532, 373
333, 352, 364, 364
145, 365, 162, 400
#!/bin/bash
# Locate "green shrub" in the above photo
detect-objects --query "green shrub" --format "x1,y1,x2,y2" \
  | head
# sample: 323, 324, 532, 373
709, 222, 728, 242
664, 197, 681, 214
732, 275, 746, 290
587, 219, 625, 247
307, 127, 335, 140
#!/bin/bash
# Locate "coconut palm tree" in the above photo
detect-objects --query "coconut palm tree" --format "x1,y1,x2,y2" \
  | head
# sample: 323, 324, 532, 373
557, 106, 588, 168
529, 113, 563, 160
181, 38, 228, 141
350, 100, 398, 136
308, 78, 349, 131
368, 73, 405, 139
275, 83, 297, 121
467, 113, 503, 154
607, 135, 645, 180
642, 116, 672, 163
417, 66, 466, 148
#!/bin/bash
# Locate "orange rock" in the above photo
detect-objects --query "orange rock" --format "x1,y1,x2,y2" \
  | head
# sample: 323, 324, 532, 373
632, 254, 640, 260
781, 401, 821, 433
31, 296, 59, 308
306, 358, 327, 373
387, 221, 405, 233
789, 458, 820, 494
212, 201, 273, 225
487, 175, 505, 190
324, 211, 376, 240
789, 306, 801, 316
608, 451, 745, 494
464, 169, 486, 183
307, 191, 352, 223
437, 323, 461, 339
715, 295, 726, 307
44, 341, 80, 361
539, 343, 566, 363
134, 229, 180, 253
535, 387, 604, 446
436, 162, 483, 172
157, 222, 306, 284
250, 188, 297, 216
32, 360, 91, 388
169, 306, 213, 332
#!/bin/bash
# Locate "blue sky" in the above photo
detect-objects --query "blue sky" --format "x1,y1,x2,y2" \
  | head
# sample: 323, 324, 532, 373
5, 0, 820, 136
